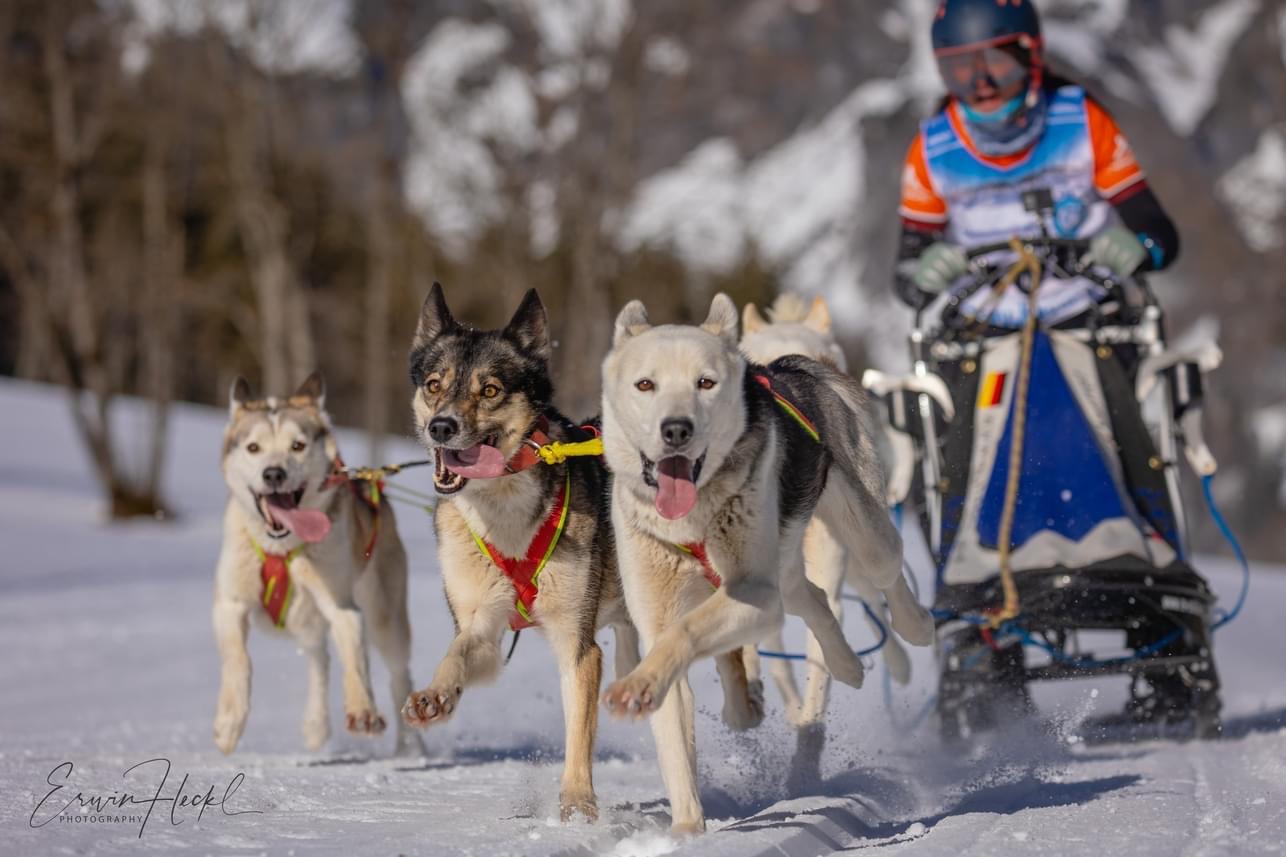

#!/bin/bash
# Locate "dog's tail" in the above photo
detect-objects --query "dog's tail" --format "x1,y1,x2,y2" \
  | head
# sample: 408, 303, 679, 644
766, 293, 812, 324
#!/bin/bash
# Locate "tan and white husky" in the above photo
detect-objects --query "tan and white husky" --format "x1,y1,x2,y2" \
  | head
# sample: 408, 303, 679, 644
213, 373, 421, 756
401, 285, 640, 822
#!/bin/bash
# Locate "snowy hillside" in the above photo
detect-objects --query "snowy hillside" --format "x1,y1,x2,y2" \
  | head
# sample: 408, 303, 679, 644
1, 378, 1284, 856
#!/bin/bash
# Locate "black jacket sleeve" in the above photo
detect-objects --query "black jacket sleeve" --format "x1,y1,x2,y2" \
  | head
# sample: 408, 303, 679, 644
1111, 183, 1180, 271
892, 222, 945, 309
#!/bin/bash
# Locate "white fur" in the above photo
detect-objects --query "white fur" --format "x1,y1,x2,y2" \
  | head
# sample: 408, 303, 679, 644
599, 294, 876, 832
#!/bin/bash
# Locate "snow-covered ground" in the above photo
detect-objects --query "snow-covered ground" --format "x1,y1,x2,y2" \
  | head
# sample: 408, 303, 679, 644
1, 377, 1283, 856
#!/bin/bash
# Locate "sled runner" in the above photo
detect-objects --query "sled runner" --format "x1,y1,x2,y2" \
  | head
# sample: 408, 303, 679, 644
867, 190, 1231, 741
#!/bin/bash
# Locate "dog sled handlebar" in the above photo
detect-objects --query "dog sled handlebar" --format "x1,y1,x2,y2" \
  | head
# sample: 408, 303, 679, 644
925, 236, 1148, 336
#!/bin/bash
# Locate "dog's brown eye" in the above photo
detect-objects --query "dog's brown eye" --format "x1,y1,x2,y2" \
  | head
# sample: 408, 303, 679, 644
247, 442, 261, 454
697, 377, 717, 391
482, 383, 501, 399
635, 379, 654, 392
291, 440, 307, 452
426, 378, 441, 394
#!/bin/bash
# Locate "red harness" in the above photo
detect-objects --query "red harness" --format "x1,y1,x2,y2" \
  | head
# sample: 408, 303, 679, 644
471, 473, 571, 630
249, 541, 300, 628
501, 417, 554, 474
676, 542, 723, 590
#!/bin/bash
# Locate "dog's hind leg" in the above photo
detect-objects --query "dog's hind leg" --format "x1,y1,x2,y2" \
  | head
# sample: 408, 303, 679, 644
355, 562, 425, 756
815, 469, 904, 589
651, 676, 703, 833
547, 625, 604, 822
877, 570, 935, 648
212, 599, 252, 754
295, 565, 386, 737
796, 518, 847, 726
759, 631, 804, 723
715, 648, 765, 731
611, 621, 641, 681
780, 544, 865, 691
846, 569, 913, 684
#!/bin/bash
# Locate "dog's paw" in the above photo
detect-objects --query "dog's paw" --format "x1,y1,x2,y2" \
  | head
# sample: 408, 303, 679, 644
602, 670, 663, 719
827, 649, 866, 690
559, 790, 598, 823
213, 705, 248, 755
882, 640, 913, 686
402, 685, 461, 728
721, 678, 766, 732
345, 708, 387, 735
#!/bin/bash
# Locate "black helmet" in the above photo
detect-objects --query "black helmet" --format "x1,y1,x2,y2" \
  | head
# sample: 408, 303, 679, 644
931, 0, 1042, 54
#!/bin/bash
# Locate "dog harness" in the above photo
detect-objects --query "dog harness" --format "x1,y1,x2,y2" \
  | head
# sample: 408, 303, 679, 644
675, 542, 722, 589
323, 457, 384, 560
504, 419, 605, 472
752, 373, 821, 442
247, 537, 301, 628
673, 373, 822, 592
471, 472, 571, 630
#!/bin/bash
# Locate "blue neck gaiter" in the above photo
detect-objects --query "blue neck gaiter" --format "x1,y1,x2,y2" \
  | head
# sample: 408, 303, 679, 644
961, 88, 1048, 157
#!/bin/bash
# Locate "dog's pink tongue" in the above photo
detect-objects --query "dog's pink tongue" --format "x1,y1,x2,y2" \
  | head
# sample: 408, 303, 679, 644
272, 506, 331, 543
656, 457, 698, 520
443, 444, 508, 478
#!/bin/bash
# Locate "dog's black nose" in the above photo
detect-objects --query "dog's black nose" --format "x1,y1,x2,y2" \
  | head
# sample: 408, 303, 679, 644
262, 466, 287, 489
428, 417, 459, 444
661, 418, 694, 449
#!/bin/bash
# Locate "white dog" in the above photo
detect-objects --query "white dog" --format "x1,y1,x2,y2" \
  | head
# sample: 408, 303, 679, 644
599, 294, 907, 832
213, 373, 421, 756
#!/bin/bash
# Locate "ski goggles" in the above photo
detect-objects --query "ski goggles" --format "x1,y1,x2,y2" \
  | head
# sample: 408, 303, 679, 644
935, 43, 1031, 103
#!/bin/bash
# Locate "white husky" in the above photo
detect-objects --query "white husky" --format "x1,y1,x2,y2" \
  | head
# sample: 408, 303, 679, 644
599, 293, 912, 832
740, 294, 933, 777
213, 373, 421, 756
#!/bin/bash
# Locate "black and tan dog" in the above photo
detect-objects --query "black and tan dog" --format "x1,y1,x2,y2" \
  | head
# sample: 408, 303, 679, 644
401, 284, 645, 821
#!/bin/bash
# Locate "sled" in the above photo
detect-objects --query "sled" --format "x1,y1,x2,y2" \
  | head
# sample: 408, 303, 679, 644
866, 191, 1227, 742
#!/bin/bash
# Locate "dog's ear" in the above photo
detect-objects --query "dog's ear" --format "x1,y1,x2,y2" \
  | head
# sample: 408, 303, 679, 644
229, 376, 251, 416
741, 302, 767, 335
414, 282, 456, 348
613, 300, 651, 347
804, 295, 832, 333
700, 293, 738, 346
293, 371, 326, 408
503, 289, 551, 362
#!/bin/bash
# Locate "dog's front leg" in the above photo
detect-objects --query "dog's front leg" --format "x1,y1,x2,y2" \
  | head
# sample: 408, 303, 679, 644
547, 628, 603, 822
212, 598, 252, 754
300, 627, 331, 751
650, 675, 703, 833
294, 568, 385, 736
604, 578, 781, 719
403, 597, 509, 729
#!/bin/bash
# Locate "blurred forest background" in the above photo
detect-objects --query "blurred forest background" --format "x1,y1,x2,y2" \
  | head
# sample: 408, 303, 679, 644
0, 0, 1283, 561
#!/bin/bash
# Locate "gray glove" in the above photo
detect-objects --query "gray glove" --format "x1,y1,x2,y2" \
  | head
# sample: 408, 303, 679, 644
1085, 226, 1147, 278
913, 242, 969, 294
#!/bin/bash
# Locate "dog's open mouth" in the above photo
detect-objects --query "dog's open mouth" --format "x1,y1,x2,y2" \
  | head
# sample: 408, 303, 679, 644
641, 452, 706, 520
434, 435, 508, 491
254, 487, 331, 543
432, 449, 468, 494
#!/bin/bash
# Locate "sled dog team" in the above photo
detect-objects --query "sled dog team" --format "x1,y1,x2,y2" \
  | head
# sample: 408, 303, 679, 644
213, 285, 934, 832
